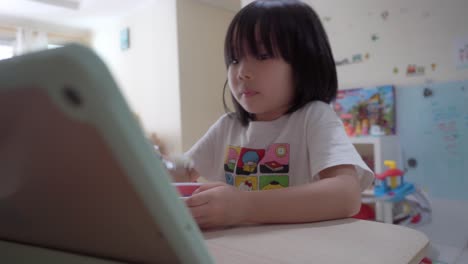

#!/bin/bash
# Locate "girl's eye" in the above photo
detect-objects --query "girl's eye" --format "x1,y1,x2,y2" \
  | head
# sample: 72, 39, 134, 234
230, 59, 239, 65
257, 54, 271, 60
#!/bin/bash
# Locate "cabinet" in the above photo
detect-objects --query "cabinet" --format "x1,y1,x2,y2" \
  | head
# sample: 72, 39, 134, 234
350, 135, 401, 174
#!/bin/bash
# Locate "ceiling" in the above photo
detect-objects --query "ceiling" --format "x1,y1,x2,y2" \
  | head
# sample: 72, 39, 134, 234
0, 0, 240, 30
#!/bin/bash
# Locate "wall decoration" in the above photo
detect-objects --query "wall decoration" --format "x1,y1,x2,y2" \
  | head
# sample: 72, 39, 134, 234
120, 27, 130, 51
371, 34, 379, 42
381, 10, 389, 20
423, 87, 433, 97
393, 67, 399, 74
333, 85, 396, 137
455, 36, 468, 69
336, 53, 370, 67
352, 54, 362, 63
406, 64, 425, 76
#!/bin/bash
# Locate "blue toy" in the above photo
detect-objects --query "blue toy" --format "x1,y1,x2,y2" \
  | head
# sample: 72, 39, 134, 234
374, 160, 415, 202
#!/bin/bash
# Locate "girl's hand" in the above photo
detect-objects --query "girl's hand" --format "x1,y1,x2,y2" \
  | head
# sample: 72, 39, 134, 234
163, 155, 199, 182
185, 182, 249, 230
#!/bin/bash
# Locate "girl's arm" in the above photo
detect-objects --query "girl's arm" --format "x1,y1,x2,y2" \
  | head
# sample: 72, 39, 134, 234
186, 164, 362, 229
241, 164, 361, 224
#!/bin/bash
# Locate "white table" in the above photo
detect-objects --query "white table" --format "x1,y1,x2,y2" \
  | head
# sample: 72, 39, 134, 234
1, 219, 429, 264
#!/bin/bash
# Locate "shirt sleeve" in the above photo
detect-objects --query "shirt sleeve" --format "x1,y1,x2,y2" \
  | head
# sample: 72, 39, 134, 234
306, 102, 374, 191
184, 115, 227, 182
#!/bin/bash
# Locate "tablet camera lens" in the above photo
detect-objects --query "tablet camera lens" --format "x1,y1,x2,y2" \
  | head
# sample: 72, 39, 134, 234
63, 86, 82, 107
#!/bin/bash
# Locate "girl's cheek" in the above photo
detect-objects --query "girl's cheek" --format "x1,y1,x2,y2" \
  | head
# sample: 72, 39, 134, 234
227, 75, 237, 88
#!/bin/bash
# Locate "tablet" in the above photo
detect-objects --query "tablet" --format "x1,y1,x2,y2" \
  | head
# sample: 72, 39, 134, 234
0, 44, 213, 264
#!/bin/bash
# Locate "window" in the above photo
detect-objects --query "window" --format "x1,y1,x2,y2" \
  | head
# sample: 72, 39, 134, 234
0, 26, 15, 60
0, 25, 89, 59
0, 43, 13, 60
48, 43, 63, 49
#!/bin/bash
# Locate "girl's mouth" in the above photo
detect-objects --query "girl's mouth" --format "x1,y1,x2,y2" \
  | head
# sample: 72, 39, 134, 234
241, 90, 259, 97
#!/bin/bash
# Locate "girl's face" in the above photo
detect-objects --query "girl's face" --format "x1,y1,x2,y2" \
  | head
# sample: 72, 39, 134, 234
227, 44, 294, 122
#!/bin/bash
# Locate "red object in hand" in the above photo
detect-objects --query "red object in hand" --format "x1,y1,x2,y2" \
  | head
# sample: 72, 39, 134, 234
173, 183, 203, 197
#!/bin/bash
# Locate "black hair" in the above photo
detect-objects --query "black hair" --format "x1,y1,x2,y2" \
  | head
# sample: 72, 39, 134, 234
223, 0, 337, 126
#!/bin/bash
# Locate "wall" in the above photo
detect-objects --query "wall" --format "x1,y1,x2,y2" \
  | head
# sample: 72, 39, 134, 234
176, 0, 236, 152
91, 0, 183, 154
242, 0, 468, 89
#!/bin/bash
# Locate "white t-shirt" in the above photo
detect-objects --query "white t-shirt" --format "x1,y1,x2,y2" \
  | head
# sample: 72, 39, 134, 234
186, 101, 374, 191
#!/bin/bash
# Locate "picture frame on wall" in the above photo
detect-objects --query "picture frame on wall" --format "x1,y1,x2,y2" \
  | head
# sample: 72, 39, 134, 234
333, 85, 396, 137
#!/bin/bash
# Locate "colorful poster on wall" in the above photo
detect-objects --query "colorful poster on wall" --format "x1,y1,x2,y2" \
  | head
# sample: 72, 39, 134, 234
333, 85, 396, 137
455, 36, 468, 69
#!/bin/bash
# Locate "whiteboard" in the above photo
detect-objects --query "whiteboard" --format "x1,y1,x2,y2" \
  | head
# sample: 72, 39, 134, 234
396, 80, 468, 200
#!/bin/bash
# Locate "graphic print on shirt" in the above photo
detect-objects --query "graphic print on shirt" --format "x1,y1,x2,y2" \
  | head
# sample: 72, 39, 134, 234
235, 176, 258, 191
259, 175, 289, 190
235, 148, 266, 175
225, 173, 234, 186
224, 146, 241, 173
259, 144, 290, 174
223, 144, 290, 191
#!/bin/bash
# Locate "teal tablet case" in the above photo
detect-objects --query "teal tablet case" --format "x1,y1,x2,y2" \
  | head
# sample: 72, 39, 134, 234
0, 44, 213, 264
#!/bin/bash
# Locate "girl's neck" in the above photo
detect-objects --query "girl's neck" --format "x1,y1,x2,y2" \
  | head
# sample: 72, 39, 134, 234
253, 107, 289, 122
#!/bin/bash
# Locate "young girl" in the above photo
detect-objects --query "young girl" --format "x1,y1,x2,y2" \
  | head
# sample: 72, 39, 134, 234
176, 0, 374, 230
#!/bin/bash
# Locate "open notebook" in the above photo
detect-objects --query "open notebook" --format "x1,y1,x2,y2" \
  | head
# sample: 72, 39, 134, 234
0, 45, 213, 263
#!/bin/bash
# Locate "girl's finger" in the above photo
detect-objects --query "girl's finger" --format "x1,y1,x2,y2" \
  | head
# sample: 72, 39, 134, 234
189, 203, 210, 219
197, 218, 215, 230
193, 182, 224, 194
185, 192, 211, 207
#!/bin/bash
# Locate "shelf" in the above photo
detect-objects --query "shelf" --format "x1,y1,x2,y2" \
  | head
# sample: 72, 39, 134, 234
349, 135, 401, 174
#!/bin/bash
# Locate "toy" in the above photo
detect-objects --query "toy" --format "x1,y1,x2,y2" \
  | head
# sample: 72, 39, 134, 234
374, 160, 415, 202
364, 160, 431, 227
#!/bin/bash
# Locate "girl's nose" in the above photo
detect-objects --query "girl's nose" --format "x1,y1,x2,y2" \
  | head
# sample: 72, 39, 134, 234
238, 61, 253, 80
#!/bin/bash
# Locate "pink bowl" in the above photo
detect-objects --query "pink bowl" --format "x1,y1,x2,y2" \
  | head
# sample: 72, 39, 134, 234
173, 182, 203, 197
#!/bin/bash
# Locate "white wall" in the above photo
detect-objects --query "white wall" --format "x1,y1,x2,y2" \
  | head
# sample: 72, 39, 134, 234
176, 0, 236, 152
91, 0, 237, 154
243, 0, 468, 89
91, 0, 183, 154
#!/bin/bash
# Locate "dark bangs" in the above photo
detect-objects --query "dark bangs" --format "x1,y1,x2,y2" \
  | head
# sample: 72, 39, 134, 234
223, 0, 338, 126
224, 1, 295, 65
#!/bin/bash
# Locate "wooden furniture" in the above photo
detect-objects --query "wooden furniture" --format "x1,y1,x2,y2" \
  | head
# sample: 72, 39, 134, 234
1, 219, 429, 264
